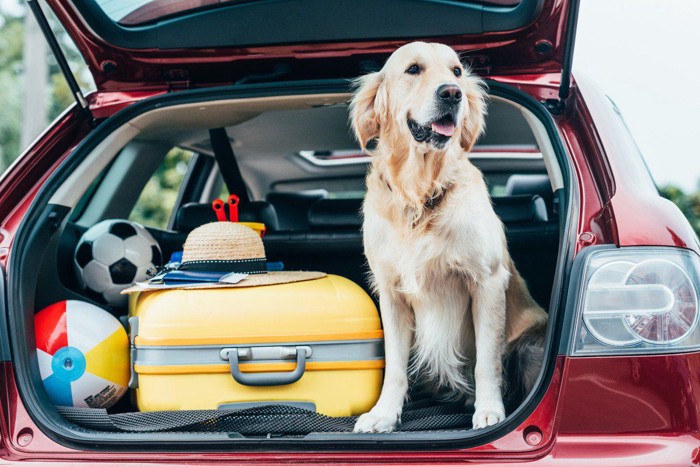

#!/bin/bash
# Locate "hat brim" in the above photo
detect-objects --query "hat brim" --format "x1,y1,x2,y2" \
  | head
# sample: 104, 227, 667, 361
122, 271, 326, 294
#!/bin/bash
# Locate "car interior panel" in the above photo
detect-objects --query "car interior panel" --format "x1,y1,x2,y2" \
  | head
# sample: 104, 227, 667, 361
47, 97, 560, 316
17, 88, 564, 444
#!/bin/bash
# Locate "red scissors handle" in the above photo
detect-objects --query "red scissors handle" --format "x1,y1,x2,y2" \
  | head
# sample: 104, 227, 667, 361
212, 199, 227, 222
227, 194, 240, 222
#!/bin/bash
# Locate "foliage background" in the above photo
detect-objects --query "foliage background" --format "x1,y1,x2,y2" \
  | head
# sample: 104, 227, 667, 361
0, 6, 89, 173
0, 12, 22, 172
128, 148, 193, 229
659, 185, 700, 237
0, 3, 188, 229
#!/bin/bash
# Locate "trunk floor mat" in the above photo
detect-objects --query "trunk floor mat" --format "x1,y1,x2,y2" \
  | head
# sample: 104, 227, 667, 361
57, 399, 474, 434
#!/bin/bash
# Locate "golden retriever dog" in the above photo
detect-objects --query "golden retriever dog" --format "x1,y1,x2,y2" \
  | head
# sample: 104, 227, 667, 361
351, 42, 548, 433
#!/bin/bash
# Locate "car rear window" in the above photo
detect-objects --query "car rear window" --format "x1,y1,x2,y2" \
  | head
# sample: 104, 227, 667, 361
96, 0, 522, 26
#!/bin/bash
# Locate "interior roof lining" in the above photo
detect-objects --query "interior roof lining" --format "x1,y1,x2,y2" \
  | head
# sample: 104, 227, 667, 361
48, 94, 349, 207
49, 92, 562, 209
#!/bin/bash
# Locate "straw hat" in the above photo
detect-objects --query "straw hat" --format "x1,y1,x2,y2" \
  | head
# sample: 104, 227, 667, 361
123, 222, 324, 293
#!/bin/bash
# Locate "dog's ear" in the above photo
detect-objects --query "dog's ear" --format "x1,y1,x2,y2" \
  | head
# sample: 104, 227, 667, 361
459, 73, 488, 152
350, 72, 387, 151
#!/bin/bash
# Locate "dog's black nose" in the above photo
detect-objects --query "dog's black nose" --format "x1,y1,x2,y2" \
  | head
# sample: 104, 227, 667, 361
437, 84, 462, 102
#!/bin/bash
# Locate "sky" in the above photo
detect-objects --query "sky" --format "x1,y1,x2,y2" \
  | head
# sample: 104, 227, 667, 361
2, 0, 698, 191
575, 0, 700, 191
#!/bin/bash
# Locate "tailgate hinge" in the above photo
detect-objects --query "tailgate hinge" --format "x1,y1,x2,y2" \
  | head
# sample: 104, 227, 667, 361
462, 55, 491, 76
165, 70, 191, 91
542, 98, 566, 116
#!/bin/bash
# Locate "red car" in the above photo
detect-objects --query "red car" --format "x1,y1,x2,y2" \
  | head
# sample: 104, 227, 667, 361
2, 0, 699, 464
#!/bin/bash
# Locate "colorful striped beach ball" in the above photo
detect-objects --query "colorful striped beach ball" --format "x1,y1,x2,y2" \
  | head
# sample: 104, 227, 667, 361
35, 300, 129, 408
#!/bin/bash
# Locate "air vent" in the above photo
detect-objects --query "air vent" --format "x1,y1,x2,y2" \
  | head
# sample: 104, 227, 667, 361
297, 150, 371, 167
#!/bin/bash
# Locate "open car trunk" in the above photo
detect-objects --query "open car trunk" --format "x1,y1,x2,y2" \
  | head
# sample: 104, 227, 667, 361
6, 78, 574, 449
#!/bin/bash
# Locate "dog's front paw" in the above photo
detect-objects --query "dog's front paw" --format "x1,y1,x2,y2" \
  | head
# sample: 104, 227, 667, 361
353, 405, 401, 433
472, 401, 505, 429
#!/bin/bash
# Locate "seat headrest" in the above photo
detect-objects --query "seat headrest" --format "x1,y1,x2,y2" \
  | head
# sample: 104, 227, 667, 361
266, 191, 327, 231
492, 195, 548, 224
307, 199, 363, 229
175, 201, 279, 233
505, 174, 554, 216
306, 196, 547, 229
266, 191, 328, 205
505, 174, 551, 198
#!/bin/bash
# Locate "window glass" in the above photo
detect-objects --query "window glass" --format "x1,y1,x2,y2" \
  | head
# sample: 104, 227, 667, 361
95, 0, 522, 26
606, 96, 657, 191
129, 147, 194, 229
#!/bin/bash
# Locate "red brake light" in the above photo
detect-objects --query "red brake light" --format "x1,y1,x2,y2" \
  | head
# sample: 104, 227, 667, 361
624, 259, 698, 343
573, 248, 700, 355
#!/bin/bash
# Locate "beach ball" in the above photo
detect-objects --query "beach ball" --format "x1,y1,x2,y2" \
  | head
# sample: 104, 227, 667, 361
35, 300, 129, 408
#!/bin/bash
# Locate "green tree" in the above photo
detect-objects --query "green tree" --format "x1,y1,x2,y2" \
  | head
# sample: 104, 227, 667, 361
129, 148, 194, 230
659, 183, 700, 237
0, 13, 23, 172
0, 3, 92, 174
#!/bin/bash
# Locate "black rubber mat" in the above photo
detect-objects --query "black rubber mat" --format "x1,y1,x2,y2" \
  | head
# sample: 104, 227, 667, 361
58, 399, 474, 435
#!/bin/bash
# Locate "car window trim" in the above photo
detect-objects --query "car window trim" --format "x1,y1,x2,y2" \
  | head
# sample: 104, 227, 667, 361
166, 152, 215, 231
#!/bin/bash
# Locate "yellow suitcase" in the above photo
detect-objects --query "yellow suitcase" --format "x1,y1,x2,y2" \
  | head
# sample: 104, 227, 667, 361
127, 275, 383, 417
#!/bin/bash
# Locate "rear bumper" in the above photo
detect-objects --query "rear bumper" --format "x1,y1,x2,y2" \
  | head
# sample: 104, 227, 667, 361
3, 353, 700, 463
2, 434, 700, 466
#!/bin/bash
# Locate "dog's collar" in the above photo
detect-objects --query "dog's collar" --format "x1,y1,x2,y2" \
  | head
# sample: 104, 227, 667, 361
380, 177, 451, 210
380, 175, 393, 193
409, 184, 453, 229
423, 183, 453, 211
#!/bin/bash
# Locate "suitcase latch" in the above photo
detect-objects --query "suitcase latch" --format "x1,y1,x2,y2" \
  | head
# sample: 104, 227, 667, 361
220, 346, 312, 361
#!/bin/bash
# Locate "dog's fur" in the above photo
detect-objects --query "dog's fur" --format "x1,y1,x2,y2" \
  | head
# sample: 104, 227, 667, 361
351, 42, 548, 433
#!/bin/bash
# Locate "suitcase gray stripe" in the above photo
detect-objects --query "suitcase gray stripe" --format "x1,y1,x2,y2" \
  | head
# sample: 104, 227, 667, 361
134, 339, 384, 367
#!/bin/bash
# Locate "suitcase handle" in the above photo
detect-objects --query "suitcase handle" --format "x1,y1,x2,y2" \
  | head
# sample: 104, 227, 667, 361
223, 346, 309, 386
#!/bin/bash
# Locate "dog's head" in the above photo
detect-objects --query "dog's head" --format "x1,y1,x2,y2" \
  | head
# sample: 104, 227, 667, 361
351, 42, 487, 154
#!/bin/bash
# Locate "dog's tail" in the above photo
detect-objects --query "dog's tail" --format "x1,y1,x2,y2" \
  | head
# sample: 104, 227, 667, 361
503, 319, 547, 412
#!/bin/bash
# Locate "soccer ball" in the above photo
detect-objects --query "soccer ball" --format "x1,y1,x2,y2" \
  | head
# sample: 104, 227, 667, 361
74, 220, 162, 307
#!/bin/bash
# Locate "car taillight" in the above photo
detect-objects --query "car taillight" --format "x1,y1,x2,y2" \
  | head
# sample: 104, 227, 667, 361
572, 247, 700, 355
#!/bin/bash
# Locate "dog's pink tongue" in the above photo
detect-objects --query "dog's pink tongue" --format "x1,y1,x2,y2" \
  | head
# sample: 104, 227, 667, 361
431, 121, 455, 137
